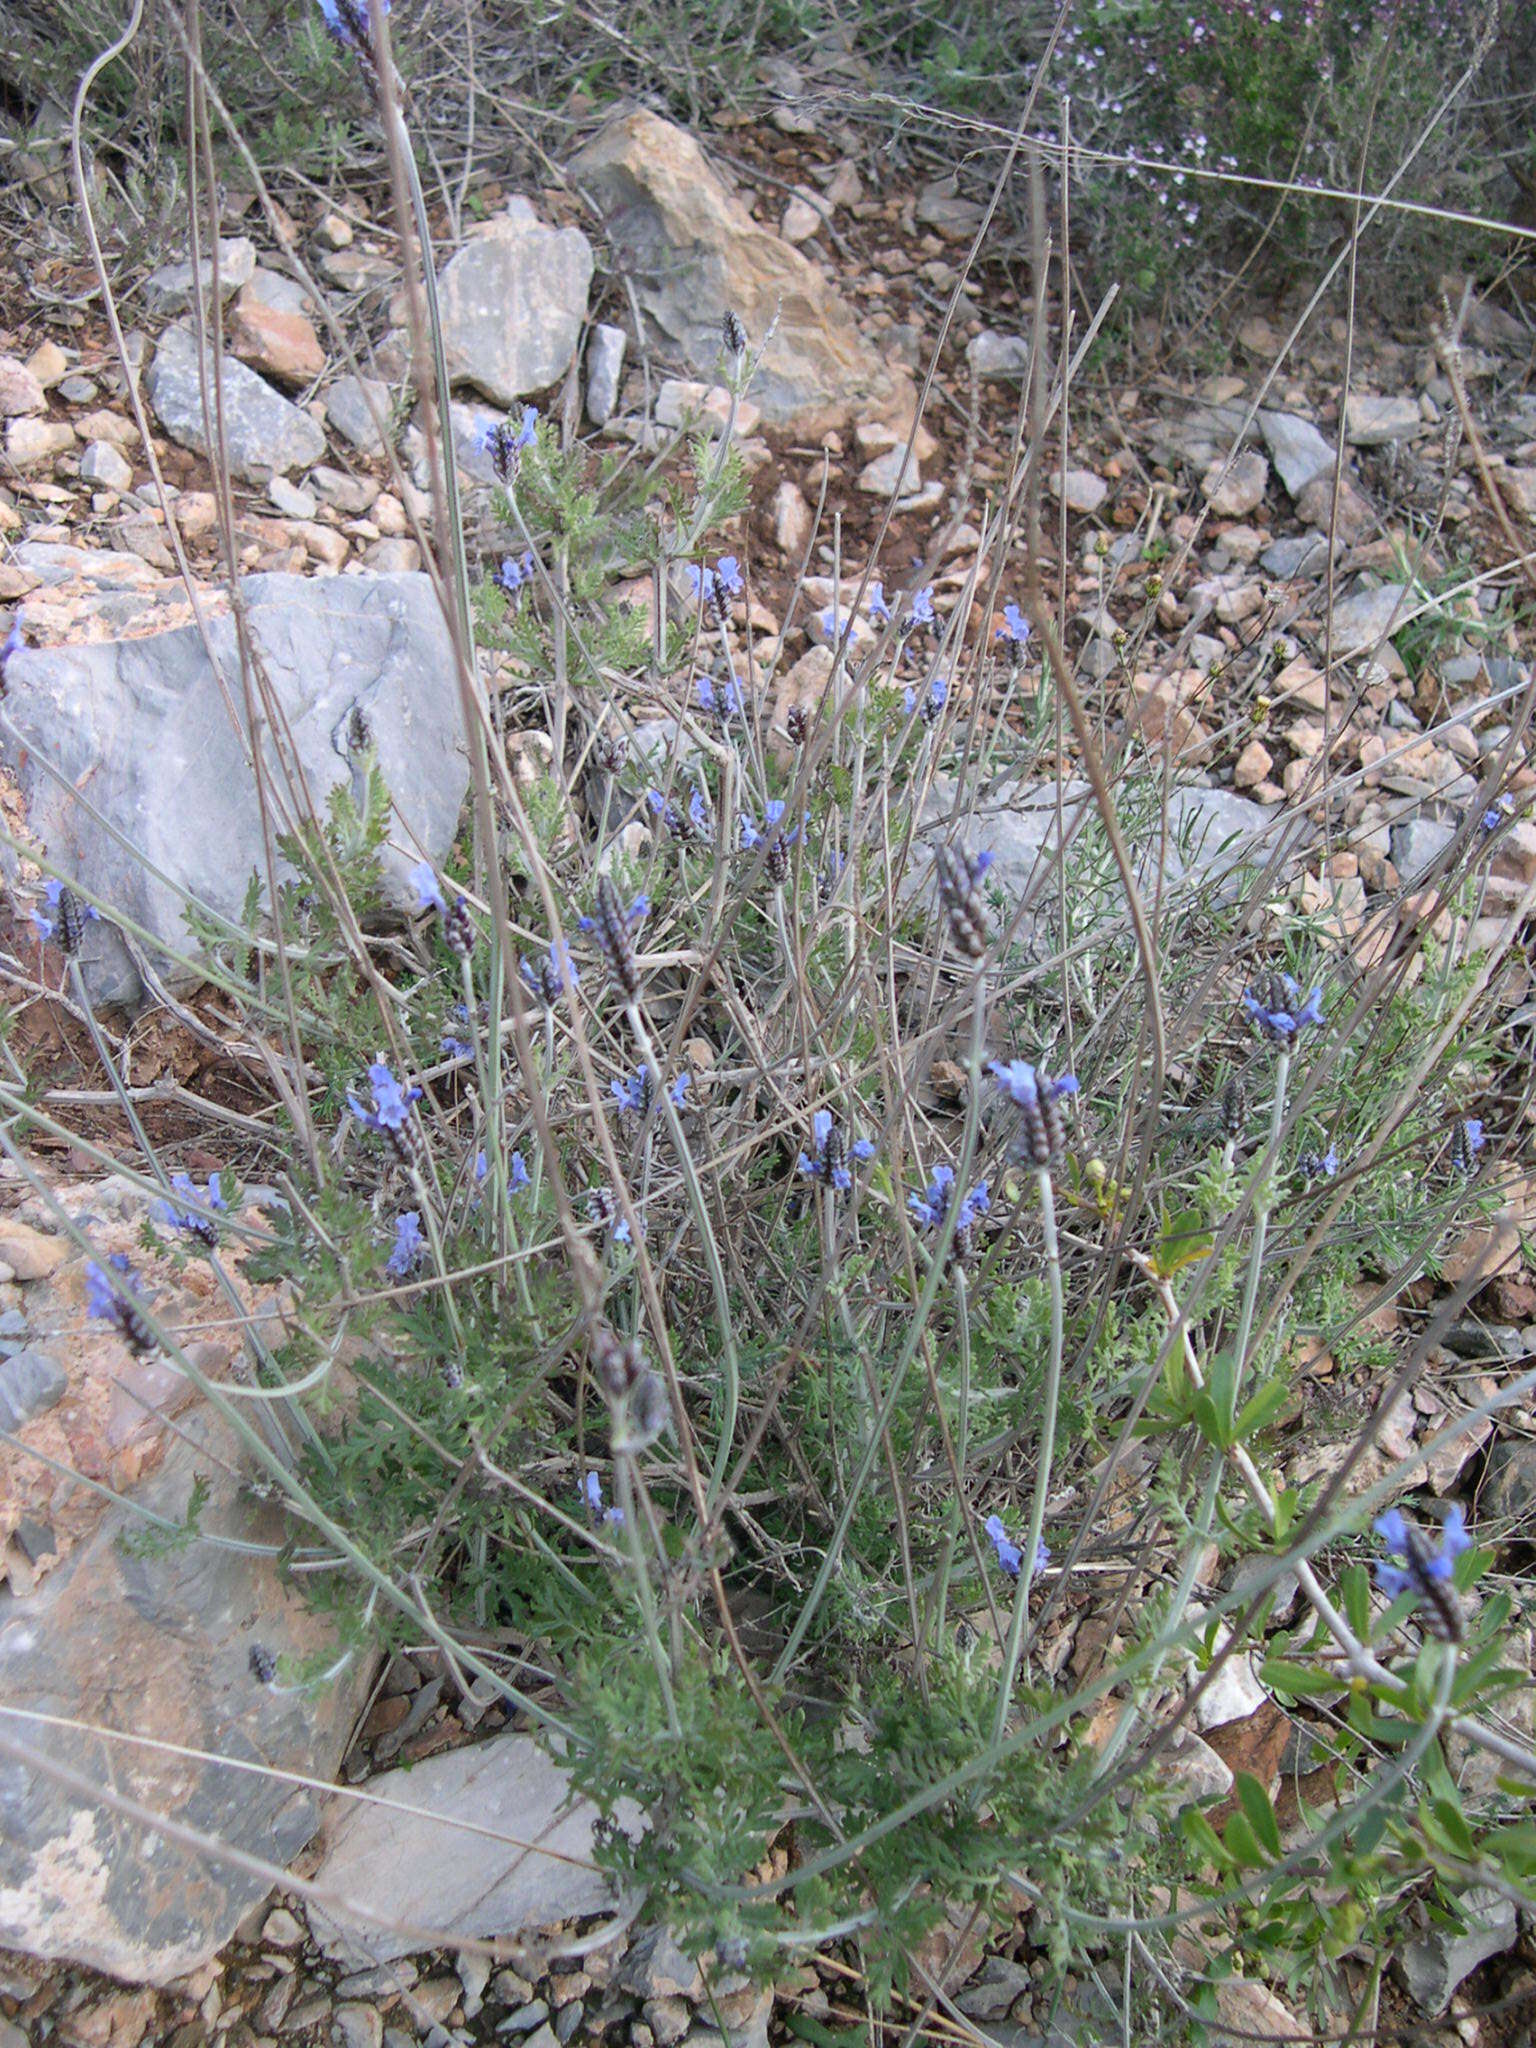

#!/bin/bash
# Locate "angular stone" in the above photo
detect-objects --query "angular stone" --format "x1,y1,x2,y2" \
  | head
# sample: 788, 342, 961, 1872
1213, 1978, 1305, 2044
585, 323, 626, 426
0, 1411, 368, 1982
1399, 1888, 1517, 2014
1046, 469, 1107, 514
965, 330, 1030, 379
0, 571, 469, 1001
438, 199, 593, 406
1390, 815, 1456, 882
80, 441, 133, 492
229, 280, 325, 384
1261, 533, 1334, 579
857, 446, 920, 498
771, 480, 812, 558
0, 1220, 68, 1280
1344, 392, 1423, 446
0, 1348, 67, 1430
570, 109, 894, 431
6, 417, 75, 468
1258, 410, 1335, 495
306, 1732, 635, 1966
1294, 471, 1373, 543
325, 374, 390, 455
1325, 583, 1412, 655
781, 196, 821, 243
146, 326, 326, 483
0, 355, 47, 417
142, 236, 256, 317
1200, 449, 1268, 518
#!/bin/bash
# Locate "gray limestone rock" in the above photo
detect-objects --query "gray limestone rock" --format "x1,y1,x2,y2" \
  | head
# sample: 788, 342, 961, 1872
1, 570, 469, 1002
585, 323, 627, 426
438, 199, 593, 406
1325, 582, 1413, 655
0, 1347, 67, 1430
325, 373, 391, 455
1258, 410, 1336, 496
146, 325, 326, 482
142, 236, 256, 317
306, 1733, 637, 1966
0, 1411, 369, 1982
1399, 1889, 1518, 2014
1390, 815, 1457, 882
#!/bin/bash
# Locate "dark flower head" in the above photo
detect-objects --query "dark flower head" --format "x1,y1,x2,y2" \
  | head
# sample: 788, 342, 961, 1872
154, 1171, 228, 1246
520, 940, 577, 1006
934, 844, 993, 961
579, 880, 649, 1001
592, 1325, 669, 1451
722, 309, 747, 357
595, 731, 629, 774
248, 1643, 278, 1685
990, 1061, 1078, 1168
1243, 972, 1324, 1043
479, 407, 538, 484
1299, 1144, 1339, 1180
32, 878, 100, 952
1219, 1075, 1247, 1142
86, 1253, 156, 1355
785, 703, 809, 746
797, 1108, 875, 1194
587, 1184, 635, 1245
1373, 1506, 1470, 1641
904, 676, 948, 727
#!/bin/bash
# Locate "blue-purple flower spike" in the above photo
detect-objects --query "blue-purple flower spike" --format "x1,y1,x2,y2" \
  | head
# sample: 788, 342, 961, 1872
797, 1108, 875, 1194
934, 844, 993, 960
990, 1061, 1078, 1169
386, 1210, 424, 1278
985, 1514, 1050, 1580
579, 879, 648, 1001
85, 1254, 156, 1354
1373, 1506, 1470, 1641
1243, 972, 1324, 1044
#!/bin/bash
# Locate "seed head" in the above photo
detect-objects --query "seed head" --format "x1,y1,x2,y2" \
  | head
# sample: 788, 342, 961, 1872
934, 844, 993, 961
1219, 1075, 1247, 1141
989, 1061, 1079, 1169
443, 895, 475, 959
580, 878, 648, 1002
248, 1643, 278, 1685
722, 309, 747, 357
785, 703, 809, 746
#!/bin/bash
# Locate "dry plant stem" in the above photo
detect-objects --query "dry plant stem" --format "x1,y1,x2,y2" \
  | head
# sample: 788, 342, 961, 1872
612, 1452, 681, 1739
991, 1166, 1062, 1741
771, 961, 990, 1685
931, 1266, 973, 1641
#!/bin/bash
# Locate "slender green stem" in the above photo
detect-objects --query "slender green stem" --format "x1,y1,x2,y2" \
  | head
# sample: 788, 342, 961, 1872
773, 969, 990, 1685
613, 1453, 681, 1738
407, 1163, 467, 1357
931, 1265, 972, 1643
624, 1003, 740, 1515
991, 1166, 1063, 1741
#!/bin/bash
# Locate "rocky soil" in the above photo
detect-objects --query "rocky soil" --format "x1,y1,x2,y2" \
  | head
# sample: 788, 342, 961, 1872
2, 75, 1535, 2048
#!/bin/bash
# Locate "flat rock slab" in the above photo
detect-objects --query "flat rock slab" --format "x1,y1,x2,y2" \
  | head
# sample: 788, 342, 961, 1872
307, 1733, 635, 1966
0, 1411, 369, 1983
1324, 582, 1412, 655
570, 108, 896, 432
146, 324, 326, 483
438, 199, 593, 406
1, 570, 469, 1002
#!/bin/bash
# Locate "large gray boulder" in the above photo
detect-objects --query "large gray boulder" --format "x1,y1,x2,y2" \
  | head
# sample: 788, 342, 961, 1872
146, 324, 326, 483
569, 108, 897, 431
0, 1409, 370, 1983
1, 570, 470, 1001
438, 198, 593, 407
